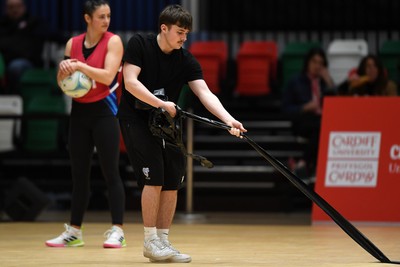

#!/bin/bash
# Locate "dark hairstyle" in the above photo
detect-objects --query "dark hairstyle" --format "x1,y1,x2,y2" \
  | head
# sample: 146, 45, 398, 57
158, 4, 192, 32
357, 54, 384, 77
83, 0, 109, 17
5, 0, 27, 6
356, 54, 387, 93
302, 47, 328, 73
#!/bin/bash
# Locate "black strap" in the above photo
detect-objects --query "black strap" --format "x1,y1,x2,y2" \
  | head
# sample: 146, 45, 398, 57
148, 107, 213, 168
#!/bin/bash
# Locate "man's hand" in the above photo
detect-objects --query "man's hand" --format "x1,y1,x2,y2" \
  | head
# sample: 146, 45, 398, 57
160, 101, 177, 118
226, 120, 247, 138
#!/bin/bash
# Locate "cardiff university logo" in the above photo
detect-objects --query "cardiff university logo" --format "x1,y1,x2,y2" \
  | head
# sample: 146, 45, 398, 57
390, 145, 400, 160
325, 132, 381, 187
142, 167, 150, 180
389, 144, 400, 174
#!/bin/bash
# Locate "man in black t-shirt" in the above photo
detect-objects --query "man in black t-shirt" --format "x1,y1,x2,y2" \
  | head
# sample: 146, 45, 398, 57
118, 4, 246, 263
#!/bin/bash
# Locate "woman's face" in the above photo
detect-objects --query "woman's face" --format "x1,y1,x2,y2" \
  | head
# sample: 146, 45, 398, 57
365, 58, 379, 82
307, 54, 325, 78
86, 4, 111, 33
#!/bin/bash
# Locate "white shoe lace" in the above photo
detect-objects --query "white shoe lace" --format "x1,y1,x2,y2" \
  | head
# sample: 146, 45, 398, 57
61, 223, 77, 238
150, 238, 167, 249
103, 229, 113, 239
161, 239, 179, 253
104, 227, 123, 241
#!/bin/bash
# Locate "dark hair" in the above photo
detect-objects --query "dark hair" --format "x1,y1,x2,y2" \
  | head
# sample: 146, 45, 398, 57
357, 54, 384, 77
83, 0, 109, 17
302, 47, 328, 73
158, 4, 192, 32
357, 54, 387, 93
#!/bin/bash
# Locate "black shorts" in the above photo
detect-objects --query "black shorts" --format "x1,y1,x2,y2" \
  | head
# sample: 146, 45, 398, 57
119, 114, 186, 190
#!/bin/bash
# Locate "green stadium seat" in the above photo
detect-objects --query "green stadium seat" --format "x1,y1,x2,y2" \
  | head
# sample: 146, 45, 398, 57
177, 84, 195, 110
19, 68, 59, 111
281, 42, 320, 91
22, 94, 66, 152
379, 40, 400, 85
19, 68, 58, 88
0, 53, 5, 79
0, 53, 5, 90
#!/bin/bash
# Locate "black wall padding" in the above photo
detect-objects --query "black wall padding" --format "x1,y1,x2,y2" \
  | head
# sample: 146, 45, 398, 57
203, 0, 400, 32
4, 177, 49, 221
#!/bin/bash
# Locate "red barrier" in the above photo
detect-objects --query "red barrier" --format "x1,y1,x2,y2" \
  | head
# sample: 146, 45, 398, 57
312, 96, 400, 223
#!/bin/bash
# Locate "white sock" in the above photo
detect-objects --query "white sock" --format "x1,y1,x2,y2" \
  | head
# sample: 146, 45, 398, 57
157, 229, 169, 241
69, 225, 81, 233
112, 225, 124, 234
144, 227, 157, 242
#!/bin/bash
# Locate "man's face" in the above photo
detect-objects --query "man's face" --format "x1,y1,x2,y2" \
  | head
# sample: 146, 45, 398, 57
6, 0, 26, 20
163, 24, 190, 50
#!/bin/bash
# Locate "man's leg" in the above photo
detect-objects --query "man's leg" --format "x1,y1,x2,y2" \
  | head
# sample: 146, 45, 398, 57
119, 120, 179, 260
142, 185, 162, 227
153, 190, 192, 263
142, 185, 177, 261
156, 190, 177, 229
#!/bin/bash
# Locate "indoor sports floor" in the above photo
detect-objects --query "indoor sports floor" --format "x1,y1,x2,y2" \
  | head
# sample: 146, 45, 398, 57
1, 211, 399, 266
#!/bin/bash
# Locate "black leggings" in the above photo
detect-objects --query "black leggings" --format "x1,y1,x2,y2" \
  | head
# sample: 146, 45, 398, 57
292, 113, 321, 176
68, 116, 125, 226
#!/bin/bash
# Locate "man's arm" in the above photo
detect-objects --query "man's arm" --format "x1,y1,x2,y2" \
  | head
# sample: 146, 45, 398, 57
123, 62, 169, 109
188, 79, 246, 136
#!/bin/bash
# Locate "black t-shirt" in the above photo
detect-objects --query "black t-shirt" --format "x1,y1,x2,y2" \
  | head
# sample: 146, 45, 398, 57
117, 33, 203, 118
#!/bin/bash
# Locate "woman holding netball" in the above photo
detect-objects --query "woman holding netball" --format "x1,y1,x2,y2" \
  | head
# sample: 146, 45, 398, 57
45, 0, 126, 248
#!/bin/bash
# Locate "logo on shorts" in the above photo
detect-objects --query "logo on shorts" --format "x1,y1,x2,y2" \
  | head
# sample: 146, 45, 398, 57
181, 176, 185, 183
143, 167, 150, 180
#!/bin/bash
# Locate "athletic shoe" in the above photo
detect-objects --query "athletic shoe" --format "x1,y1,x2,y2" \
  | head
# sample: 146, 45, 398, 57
45, 223, 84, 247
103, 225, 126, 248
149, 239, 192, 263
143, 237, 178, 261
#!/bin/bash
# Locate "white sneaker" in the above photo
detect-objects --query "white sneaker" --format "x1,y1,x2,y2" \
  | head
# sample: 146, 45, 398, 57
103, 225, 126, 248
149, 239, 192, 263
143, 237, 178, 261
45, 224, 84, 247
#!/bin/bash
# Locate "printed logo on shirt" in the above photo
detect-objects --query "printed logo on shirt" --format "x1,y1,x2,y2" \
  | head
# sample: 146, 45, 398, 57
143, 167, 150, 180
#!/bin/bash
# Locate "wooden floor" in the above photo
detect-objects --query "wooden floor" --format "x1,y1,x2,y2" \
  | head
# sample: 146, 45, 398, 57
1, 211, 400, 266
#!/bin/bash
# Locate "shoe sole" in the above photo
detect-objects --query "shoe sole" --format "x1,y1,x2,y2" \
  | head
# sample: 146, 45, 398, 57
143, 252, 176, 261
149, 253, 191, 263
45, 242, 84, 248
103, 244, 126, 248
149, 257, 192, 263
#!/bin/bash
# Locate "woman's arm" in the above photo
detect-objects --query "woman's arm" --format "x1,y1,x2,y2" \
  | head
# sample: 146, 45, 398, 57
56, 38, 74, 86
76, 35, 124, 85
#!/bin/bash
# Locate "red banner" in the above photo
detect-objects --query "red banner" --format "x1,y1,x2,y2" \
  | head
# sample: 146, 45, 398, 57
312, 97, 400, 223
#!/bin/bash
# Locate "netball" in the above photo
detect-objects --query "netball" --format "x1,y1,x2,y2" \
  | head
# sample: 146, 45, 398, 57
60, 71, 92, 98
